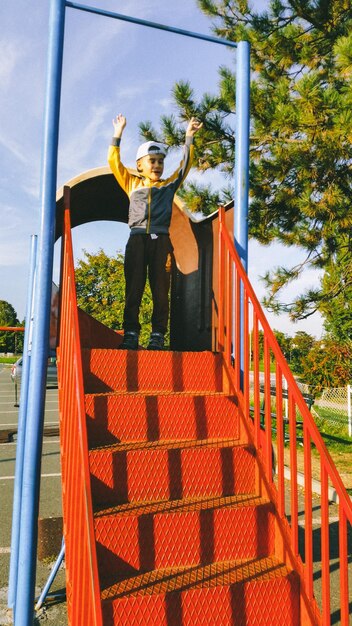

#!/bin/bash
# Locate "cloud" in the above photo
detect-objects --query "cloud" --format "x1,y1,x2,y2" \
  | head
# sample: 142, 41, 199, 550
0, 202, 37, 266
58, 103, 110, 180
157, 97, 173, 109
116, 82, 159, 101
0, 39, 22, 88
0, 135, 28, 165
61, 0, 165, 91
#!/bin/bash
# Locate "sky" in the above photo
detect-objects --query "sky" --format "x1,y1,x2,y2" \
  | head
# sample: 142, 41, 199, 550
1, 0, 324, 338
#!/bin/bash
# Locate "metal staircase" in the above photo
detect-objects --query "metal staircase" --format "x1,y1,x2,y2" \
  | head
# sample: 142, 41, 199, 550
56, 196, 351, 625
82, 346, 300, 625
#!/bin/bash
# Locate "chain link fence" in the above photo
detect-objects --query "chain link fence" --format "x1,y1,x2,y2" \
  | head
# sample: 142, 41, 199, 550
311, 385, 352, 437
249, 375, 352, 438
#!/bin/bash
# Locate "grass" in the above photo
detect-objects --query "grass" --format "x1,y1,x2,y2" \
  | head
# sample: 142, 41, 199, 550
311, 406, 351, 450
0, 355, 19, 364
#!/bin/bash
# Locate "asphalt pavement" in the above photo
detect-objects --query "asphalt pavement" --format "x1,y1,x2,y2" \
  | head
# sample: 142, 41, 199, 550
0, 364, 67, 625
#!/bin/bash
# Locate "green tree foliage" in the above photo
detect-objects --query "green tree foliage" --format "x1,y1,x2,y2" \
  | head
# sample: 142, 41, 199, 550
273, 329, 290, 360
319, 234, 352, 345
288, 330, 316, 375
0, 300, 22, 353
74, 249, 154, 346
140, 0, 352, 332
301, 339, 351, 394
0, 300, 17, 327
254, 326, 349, 388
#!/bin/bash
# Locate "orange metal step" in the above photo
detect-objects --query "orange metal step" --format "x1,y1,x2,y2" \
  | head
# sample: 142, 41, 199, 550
85, 392, 239, 447
89, 438, 256, 508
100, 556, 300, 626
82, 349, 224, 393
94, 494, 275, 587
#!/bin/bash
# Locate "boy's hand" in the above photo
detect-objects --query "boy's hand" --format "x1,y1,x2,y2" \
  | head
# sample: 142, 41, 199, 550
186, 117, 203, 137
112, 114, 127, 138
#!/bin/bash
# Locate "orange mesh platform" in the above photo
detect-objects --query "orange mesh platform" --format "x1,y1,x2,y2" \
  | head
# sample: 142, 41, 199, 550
94, 495, 275, 586
101, 557, 300, 626
82, 348, 224, 394
89, 438, 256, 507
85, 392, 239, 447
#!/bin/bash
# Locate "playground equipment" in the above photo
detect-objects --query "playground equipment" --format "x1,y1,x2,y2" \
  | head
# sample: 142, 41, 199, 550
8, 1, 351, 625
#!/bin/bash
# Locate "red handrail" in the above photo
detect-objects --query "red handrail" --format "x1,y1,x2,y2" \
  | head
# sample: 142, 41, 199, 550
0, 326, 25, 331
218, 206, 352, 626
57, 187, 103, 626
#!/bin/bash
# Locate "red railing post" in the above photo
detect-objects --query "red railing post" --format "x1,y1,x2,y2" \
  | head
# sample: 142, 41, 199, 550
303, 423, 314, 599
275, 364, 285, 517
218, 207, 225, 352
253, 313, 261, 448
289, 392, 299, 555
234, 269, 240, 390
263, 337, 272, 478
321, 465, 331, 625
226, 251, 233, 363
243, 293, 250, 419
339, 509, 349, 626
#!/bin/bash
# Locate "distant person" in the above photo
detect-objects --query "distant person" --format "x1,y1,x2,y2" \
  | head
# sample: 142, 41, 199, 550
108, 113, 202, 350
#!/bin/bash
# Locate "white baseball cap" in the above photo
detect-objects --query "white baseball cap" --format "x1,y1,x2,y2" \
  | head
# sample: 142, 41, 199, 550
136, 141, 168, 161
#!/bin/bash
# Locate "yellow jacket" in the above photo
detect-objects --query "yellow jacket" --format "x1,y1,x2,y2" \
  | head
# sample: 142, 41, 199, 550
108, 137, 194, 234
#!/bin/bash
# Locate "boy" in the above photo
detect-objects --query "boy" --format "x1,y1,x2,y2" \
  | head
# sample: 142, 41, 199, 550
108, 113, 202, 350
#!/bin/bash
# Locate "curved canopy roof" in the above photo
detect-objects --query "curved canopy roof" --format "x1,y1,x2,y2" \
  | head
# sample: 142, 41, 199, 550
55, 166, 130, 241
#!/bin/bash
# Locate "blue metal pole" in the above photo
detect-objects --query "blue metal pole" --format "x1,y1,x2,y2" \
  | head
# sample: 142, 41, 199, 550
234, 40, 250, 269
8, 236, 38, 609
34, 539, 65, 611
234, 41, 250, 387
65, 1, 237, 49
14, 1, 66, 623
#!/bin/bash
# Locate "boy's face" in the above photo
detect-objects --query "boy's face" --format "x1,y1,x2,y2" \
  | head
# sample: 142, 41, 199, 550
137, 154, 165, 181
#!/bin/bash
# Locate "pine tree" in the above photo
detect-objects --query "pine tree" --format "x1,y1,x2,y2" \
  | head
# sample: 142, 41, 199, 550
139, 0, 352, 332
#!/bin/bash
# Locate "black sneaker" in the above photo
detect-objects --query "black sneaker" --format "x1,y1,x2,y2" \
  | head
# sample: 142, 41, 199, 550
120, 331, 139, 350
147, 332, 165, 351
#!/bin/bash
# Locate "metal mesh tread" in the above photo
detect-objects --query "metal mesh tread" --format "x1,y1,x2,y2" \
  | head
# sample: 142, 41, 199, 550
91, 437, 248, 454
94, 493, 270, 519
101, 556, 292, 601
82, 348, 224, 394
85, 390, 228, 398
82, 349, 218, 356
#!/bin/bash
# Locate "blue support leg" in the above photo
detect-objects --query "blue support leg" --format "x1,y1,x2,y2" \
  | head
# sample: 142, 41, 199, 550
234, 40, 250, 389
35, 539, 65, 612
14, 1, 66, 623
8, 235, 37, 609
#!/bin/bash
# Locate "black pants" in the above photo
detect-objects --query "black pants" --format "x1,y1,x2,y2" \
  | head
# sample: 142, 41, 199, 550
123, 233, 173, 335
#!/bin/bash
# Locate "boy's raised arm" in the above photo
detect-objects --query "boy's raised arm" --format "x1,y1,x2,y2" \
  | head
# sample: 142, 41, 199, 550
161, 118, 202, 188
108, 113, 133, 192
186, 117, 203, 138
112, 113, 127, 139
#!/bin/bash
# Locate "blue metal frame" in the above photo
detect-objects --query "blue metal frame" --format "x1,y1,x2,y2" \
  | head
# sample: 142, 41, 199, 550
234, 41, 250, 272
13, 1, 66, 623
234, 41, 251, 386
8, 235, 37, 610
66, 1, 237, 49
34, 539, 65, 612
10, 2, 250, 623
